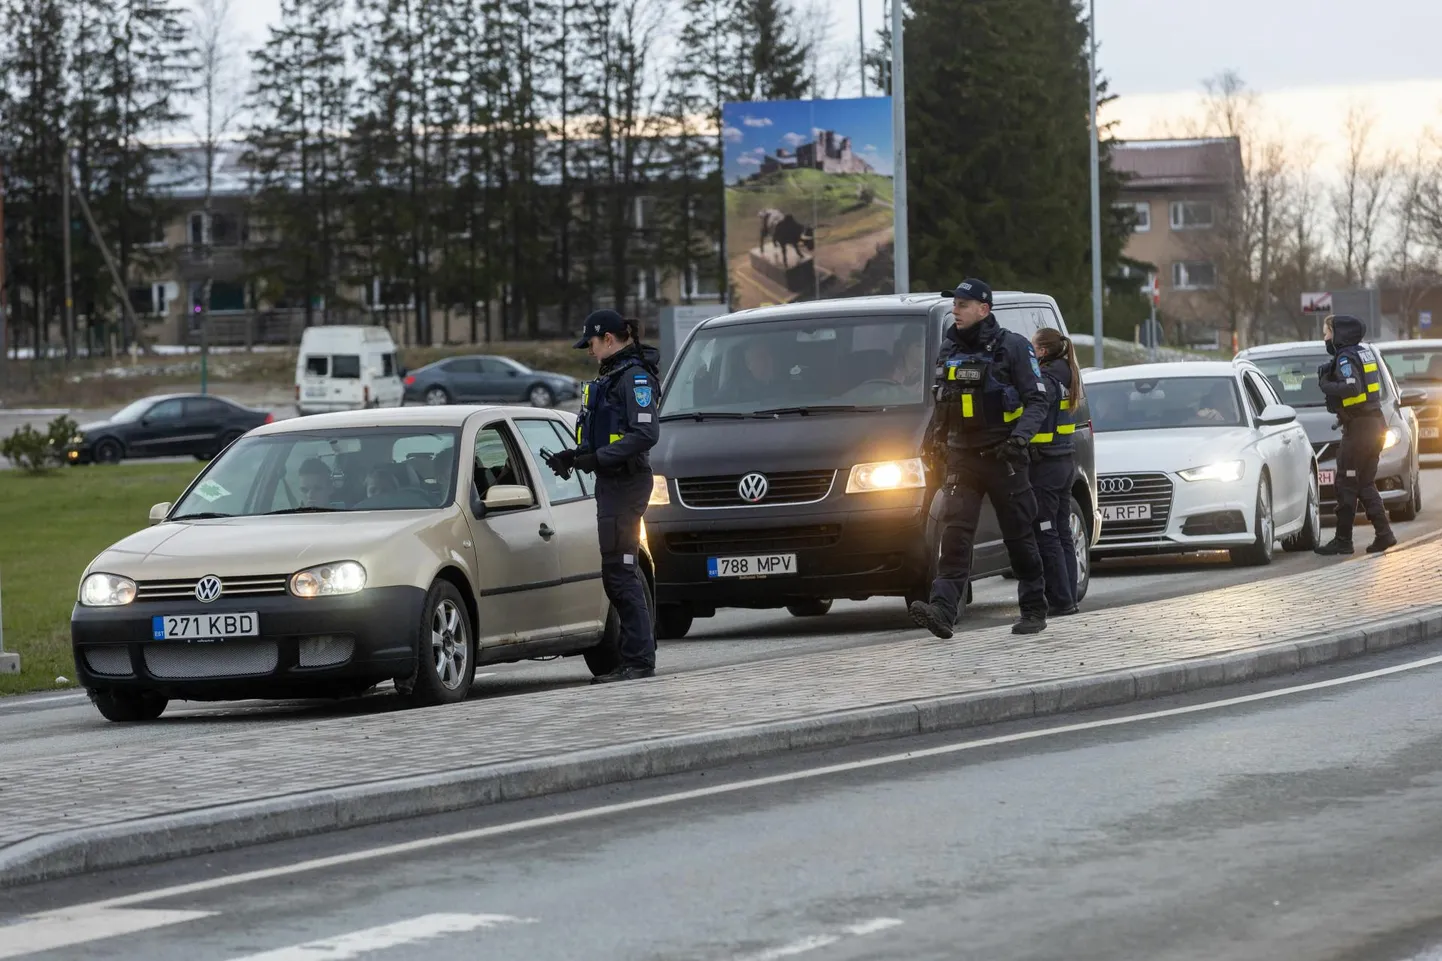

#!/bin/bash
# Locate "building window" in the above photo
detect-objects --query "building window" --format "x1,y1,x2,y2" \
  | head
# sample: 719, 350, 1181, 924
189, 212, 208, 245
632, 267, 659, 303
1171, 261, 1216, 290
686, 263, 722, 300
1118, 201, 1150, 233
1169, 200, 1215, 230
632, 196, 657, 229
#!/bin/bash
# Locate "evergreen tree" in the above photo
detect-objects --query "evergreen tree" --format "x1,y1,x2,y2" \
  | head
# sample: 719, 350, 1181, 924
743, 0, 809, 101
903, 0, 1127, 321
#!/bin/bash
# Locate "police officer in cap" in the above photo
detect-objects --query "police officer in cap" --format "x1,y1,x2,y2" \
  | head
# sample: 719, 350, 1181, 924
1314, 314, 1396, 555
543, 309, 662, 681
910, 279, 1051, 638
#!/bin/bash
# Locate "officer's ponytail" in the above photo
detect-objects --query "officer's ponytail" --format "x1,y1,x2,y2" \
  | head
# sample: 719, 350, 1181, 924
1035, 328, 1083, 404
623, 317, 644, 345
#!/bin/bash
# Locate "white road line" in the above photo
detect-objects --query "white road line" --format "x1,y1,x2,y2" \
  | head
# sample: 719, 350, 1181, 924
66, 651, 1442, 914
735, 919, 904, 960
843, 918, 904, 936
0, 693, 88, 713
0, 907, 214, 959
222, 913, 532, 961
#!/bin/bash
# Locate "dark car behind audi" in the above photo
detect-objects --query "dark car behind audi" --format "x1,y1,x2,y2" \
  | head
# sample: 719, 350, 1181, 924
403, 354, 580, 408
65, 393, 274, 465
1376, 339, 1442, 454
644, 293, 1100, 639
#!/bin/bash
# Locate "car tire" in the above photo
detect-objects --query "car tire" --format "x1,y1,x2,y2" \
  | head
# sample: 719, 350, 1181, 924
584, 569, 655, 675
786, 599, 833, 617
656, 604, 694, 641
528, 384, 556, 408
1391, 464, 1421, 523
405, 581, 476, 707
90, 689, 168, 722
93, 439, 123, 465
1069, 495, 1092, 602
1283, 471, 1322, 552
1230, 476, 1275, 567
424, 386, 452, 406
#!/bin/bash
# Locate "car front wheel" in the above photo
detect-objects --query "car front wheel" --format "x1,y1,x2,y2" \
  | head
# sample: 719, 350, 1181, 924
1230, 477, 1275, 567
90, 689, 168, 722
93, 439, 123, 465
656, 604, 694, 640
1391, 463, 1421, 523
1283, 471, 1321, 552
1070, 496, 1092, 602
786, 599, 832, 617
405, 581, 476, 707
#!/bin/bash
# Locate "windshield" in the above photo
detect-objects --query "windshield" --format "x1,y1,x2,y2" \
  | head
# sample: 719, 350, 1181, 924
1089, 376, 1245, 432
1385, 348, 1442, 384
1246, 352, 1331, 408
170, 427, 461, 519
660, 315, 931, 417
111, 398, 157, 423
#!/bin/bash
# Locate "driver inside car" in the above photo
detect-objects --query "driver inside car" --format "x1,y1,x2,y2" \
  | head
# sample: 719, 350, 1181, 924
297, 457, 343, 508
1194, 384, 1237, 423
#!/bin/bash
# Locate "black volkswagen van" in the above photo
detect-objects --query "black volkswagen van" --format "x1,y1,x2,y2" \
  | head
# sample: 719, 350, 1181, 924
645, 292, 1101, 638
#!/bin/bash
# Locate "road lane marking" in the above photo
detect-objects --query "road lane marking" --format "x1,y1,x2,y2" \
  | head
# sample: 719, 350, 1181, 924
736, 919, 903, 960
61, 651, 1442, 914
0, 693, 88, 713
0, 907, 214, 959
221, 913, 532, 961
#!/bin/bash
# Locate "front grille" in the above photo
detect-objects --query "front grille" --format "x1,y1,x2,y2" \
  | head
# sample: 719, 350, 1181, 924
135, 574, 289, 602
676, 470, 836, 508
144, 641, 279, 679
665, 525, 843, 555
1313, 440, 1338, 463
1097, 472, 1173, 541
84, 647, 134, 677
297, 635, 355, 668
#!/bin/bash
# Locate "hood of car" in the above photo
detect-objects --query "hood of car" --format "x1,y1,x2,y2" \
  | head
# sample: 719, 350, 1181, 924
77, 419, 118, 434
1094, 426, 1259, 475
86, 511, 451, 581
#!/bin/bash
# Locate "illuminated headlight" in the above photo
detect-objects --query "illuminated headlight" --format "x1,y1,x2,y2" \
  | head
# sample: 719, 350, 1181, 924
649, 475, 671, 506
70, 434, 84, 444
79, 573, 137, 607
290, 561, 367, 598
847, 458, 927, 493
1178, 460, 1245, 483
1383, 428, 1400, 450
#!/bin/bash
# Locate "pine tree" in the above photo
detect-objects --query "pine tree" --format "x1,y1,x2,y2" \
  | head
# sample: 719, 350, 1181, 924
743, 0, 809, 101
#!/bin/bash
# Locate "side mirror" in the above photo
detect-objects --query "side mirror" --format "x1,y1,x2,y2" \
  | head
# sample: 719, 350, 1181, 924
1400, 387, 1427, 408
1257, 403, 1297, 426
483, 484, 534, 512
149, 502, 172, 526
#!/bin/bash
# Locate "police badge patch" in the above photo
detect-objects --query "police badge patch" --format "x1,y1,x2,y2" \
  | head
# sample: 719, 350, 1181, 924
1030, 355, 1042, 378
634, 386, 653, 407
1339, 357, 1353, 378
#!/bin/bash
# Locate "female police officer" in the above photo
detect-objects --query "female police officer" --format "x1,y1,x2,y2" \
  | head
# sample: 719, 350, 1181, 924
543, 309, 661, 682
1029, 327, 1083, 617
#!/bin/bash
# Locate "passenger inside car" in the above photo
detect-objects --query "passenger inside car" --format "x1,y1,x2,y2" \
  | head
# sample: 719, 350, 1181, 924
364, 464, 401, 500
1193, 383, 1240, 423
297, 457, 342, 508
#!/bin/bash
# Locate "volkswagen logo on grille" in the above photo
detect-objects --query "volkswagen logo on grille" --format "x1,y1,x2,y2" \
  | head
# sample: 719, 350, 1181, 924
194, 575, 224, 603
737, 472, 770, 504
1098, 477, 1135, 495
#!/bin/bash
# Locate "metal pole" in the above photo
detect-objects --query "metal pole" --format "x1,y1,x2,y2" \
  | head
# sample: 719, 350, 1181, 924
1087, 0, 1103, 368
0, 568, 16, 674
890, 0, 909, 295
62, 144, 75, 361
0, 159, 9, 385
859, 0, 866, 97
1149, 287, 1158, 364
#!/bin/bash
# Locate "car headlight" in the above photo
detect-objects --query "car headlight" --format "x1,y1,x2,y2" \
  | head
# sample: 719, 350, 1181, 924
1178, 460, 1245, 483
846, 458, 927, 493
290, 561, 367, 598
79, 573, 137, 607
649, 475, 671, 506
1383, 428, 1400, 450
70, 433, 85, 444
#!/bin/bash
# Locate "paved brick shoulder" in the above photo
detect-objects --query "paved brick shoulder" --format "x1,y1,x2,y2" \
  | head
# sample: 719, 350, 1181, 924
2, 541, 1439, 851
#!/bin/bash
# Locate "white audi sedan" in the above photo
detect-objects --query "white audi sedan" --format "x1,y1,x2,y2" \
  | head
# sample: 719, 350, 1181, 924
1084, 361, 1319, 566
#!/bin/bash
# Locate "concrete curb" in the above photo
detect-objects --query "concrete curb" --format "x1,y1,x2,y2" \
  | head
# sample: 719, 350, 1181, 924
4, 606, 1442, 888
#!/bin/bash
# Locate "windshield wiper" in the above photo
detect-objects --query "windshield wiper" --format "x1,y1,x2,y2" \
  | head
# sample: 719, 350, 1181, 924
659, 411, 750, 422
752, 405, 881, 417
264, 506, 344, 515
170, 512, 232, 521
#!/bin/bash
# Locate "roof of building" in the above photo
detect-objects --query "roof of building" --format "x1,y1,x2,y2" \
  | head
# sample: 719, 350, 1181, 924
1112, 137, 1244, 191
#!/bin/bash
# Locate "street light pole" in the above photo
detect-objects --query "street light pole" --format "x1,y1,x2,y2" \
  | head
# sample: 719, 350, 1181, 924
1088, 0, 1103, 368
859, 0, 866, 97
891, 0, 909, 295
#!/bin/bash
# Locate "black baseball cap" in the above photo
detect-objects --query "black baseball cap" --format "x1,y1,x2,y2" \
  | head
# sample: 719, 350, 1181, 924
573, 309, 628, 349
942, 278, 993, 305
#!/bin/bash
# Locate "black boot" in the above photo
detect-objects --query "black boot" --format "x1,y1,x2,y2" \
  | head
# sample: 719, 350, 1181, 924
1048, 605, 1079, 617
591, 666, 656, 684
908, 600, 956, 640
1012, 612, 1048, 635
1314, 537, 1354, 556
1366, 531, 1398, 553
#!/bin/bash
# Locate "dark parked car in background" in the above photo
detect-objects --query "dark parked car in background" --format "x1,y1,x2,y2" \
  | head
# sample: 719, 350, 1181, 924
1237, 342, 1423, 522
65, 394, 275, 465
1376, 339, 1442, 454
403, 355, 581, 408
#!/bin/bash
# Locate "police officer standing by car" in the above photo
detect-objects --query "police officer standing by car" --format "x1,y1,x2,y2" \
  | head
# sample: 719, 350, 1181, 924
543, 309, 662, 682
1315, 314, 1397, 555
909, 279, 1051, 638
1029, 327, 1083, 616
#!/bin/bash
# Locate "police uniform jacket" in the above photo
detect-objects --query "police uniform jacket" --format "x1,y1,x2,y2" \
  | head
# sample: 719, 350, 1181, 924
1317, 316, 1383, 423
577, 343, 662, 475
932, 316, 1049, 451
1033, 356, 1077, 457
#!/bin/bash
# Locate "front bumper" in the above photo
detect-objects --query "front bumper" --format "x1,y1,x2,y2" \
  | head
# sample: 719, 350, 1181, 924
71, 585, 424, 700
1318, 442, 1411, 510
63, 443, 94, 465
1092, 468, 1263, 558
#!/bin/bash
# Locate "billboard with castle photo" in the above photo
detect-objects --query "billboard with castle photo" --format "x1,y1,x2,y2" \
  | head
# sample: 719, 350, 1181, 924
722, 97, 896, 311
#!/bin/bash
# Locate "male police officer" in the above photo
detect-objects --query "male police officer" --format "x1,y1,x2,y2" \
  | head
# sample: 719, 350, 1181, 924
909, 279, 1051, 638
544, 309, 661, 682
1315, 314, 1396, 555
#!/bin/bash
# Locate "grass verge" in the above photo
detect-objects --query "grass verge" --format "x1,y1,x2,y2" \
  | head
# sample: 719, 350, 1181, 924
0, 462, 202, 696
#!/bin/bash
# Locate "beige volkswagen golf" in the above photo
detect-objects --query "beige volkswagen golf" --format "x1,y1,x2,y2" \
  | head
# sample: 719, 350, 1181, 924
70, 406, 652, 722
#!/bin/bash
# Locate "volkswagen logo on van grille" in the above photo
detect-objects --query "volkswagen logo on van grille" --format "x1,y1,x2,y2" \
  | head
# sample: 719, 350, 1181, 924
737, 473, 770, 504
194, 575, 224, 603
1098, 477, 1135, 495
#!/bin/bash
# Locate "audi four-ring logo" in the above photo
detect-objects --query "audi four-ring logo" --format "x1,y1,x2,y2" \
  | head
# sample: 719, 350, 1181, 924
1098, 477, 1135, 495
738, 472, 770, 503
194, 575, 224, 603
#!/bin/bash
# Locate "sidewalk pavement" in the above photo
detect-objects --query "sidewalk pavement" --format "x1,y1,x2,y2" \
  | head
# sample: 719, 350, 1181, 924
4, 537, 1442, 886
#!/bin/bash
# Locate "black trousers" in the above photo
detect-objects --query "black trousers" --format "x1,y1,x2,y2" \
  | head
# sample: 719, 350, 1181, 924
929, 450, 1047, 620
1335, 412, 1391, 541
1030, 453, 1077, 611
594, 472, 655, 670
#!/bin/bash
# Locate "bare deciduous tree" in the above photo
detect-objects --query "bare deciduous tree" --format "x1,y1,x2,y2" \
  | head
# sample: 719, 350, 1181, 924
1384, 143, 1442, 338
1331, 104, 1397, 288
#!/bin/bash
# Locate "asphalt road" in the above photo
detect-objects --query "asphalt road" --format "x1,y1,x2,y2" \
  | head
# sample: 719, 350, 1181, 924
12, 642, 1442, 960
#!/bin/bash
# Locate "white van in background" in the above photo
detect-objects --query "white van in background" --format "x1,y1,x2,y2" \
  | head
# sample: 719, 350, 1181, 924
294, 326, 406, 415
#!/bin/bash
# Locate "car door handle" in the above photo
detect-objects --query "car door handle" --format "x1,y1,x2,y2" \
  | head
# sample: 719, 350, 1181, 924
539, 523, 555, 540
